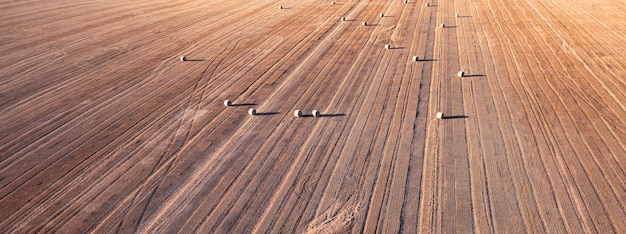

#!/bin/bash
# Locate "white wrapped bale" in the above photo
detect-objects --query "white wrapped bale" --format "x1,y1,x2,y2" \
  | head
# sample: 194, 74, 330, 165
294, 110, 303, 117
362, 21, 367, 26
248, 108, 257, 115
412, 56, 419, 61
458, 71, 465, 77
180, 56, 187, 61
385, 44, 391, 49
224, 100, 232, 106
440, 23, 445, 28
425, 3, 430, 6
436, 112, 444, 119
312, 110, 320, 117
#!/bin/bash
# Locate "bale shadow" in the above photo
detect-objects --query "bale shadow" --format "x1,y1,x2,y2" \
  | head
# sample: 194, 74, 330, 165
463, 74, 485, 77
417, 58, 437, 62
442, 115, 468, 119
364, 23, 379, 26
186, 59, 205, 62
256, 111, 280, 116
320, 113, 345, 117
457, 15, 472, 18
442, 25, 458, 28
300, 113, 345, 118
231, 103, 256, 107
390, 46, 406, 50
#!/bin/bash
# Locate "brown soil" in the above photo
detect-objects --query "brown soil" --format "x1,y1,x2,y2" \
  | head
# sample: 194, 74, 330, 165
1, 0, 625, 232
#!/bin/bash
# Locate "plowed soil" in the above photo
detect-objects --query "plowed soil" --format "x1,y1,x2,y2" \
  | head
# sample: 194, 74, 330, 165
1, 0, 625, 232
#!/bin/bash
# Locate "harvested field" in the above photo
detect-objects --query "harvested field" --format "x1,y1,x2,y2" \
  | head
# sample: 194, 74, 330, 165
1, 0, 625, 232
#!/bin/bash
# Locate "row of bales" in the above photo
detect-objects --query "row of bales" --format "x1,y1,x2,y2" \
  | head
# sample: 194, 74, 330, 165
180, 0, 468, 120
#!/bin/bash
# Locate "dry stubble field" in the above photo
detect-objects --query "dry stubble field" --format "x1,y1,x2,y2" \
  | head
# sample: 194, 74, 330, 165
1, 0, 625, 232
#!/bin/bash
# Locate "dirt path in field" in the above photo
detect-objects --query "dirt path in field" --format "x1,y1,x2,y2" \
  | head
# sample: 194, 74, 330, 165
1, 0, 624, 232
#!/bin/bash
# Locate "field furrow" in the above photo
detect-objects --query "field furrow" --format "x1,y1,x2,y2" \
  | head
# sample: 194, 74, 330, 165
1, 0, 624, 232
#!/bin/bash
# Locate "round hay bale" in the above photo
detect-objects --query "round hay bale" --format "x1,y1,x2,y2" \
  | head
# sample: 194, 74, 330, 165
457, 71, 465, 77
412, 56, 419, 61
248, 108, 257, 115
455, 13, 460, 17
312, 110, 320, 117
425, 3, 430, 6
440, 23, 445, 28
380, 13, 384, 17
294, 110, 303, 118
404, 0, 408, 3
385, 44, 391, 49
279, 5, 283, 9
362, 21, 367, 26
436, 112, 444, 119
341, 17, 346, 21
331, 1, 335, 5
224, 100, 232, 107
180, 56, 187, 61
